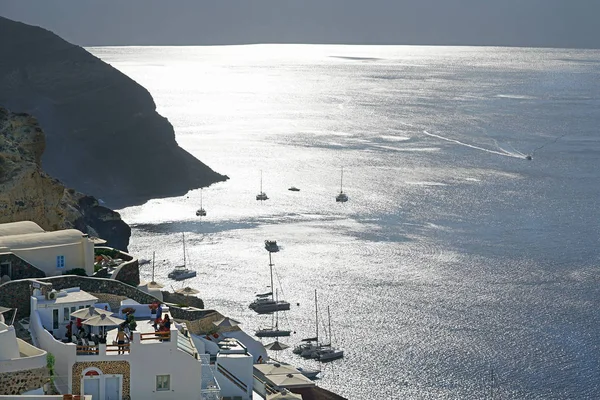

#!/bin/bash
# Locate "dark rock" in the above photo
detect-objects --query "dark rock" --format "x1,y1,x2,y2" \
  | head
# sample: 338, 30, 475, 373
0, 16, 228, 209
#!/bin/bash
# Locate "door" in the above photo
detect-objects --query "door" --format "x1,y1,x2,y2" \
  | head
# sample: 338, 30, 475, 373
0, 262, 11, 278
105, 376, 121, 400
83, 377, 100, 400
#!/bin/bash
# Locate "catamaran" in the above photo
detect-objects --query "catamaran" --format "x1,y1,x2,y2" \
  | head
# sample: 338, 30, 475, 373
249, 252, 290, 314
168, 232, 197, 281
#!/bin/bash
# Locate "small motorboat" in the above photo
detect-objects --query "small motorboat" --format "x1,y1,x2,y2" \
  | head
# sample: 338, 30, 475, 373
297, 367, 321, 380
288, 186, 300, 192
265, 240, 279, 253
525, 155, 532, 160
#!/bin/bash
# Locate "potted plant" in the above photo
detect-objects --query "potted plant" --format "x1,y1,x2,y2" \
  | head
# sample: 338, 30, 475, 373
149, 302, 159, 315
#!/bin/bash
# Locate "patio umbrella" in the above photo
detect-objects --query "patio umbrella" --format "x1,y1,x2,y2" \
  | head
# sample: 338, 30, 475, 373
140, 280, 164, 289
175, 287, 200, 295
71, 305, 113, 319
0, 306, 11, 314
264, 340, 290, 351
213, 317, 241, 328
82, 313, 126, 338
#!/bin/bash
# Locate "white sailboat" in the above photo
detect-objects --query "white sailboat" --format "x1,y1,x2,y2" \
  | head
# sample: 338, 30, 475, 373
335, 166, 349, 202
315, 306, 344, 362
168, 232, 197, 281
249, 252, 290, 314
255, 290, 292, 337
295, 289, 321, 359
196, 188, 206, 217
256, 170, 269, 201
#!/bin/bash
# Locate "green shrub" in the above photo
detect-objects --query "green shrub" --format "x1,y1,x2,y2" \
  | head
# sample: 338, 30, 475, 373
95, 248, 119, 258
63, 268, 87, 276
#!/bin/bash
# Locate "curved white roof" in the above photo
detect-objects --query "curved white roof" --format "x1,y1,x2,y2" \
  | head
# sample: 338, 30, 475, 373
0, 229, 86, 250
0, 221, 44, 237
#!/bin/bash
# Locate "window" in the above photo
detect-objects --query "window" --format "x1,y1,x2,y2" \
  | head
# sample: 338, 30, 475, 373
156, 375, 170, 391
56, 255, 65, 269
71, 306, 76, 320
63, 307, 70, 321
52, 309, 59, 330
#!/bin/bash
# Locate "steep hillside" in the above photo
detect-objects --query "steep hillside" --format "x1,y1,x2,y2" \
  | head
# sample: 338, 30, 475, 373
0, 107, 130, 250
0, 16, 227, 208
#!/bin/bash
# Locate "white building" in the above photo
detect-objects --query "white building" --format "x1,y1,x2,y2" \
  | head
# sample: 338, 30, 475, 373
28, 283, 221, 400
0, 306, 49, 396
0, 221, 95, 278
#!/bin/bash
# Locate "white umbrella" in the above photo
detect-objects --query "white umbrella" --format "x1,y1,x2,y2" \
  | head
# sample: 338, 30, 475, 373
139, 280, 164, 289
82, 313, 125, 327
264, 340, 290, 351
175, 287, 199, 295
0, 306, 11, 314
213, 317, 241, 328
71, 306, 113, 319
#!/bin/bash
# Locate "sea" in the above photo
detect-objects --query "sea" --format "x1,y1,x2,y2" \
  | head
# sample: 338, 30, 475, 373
88, 45, 600, 399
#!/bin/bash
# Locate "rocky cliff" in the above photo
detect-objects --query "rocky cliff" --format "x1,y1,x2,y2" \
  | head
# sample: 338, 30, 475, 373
0, 16, 227, 208
0, 107, 131, 250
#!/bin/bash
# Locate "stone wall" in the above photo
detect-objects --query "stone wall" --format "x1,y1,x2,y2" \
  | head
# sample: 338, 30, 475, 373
71, 361, 130, 397
161, 291, 204, 309
0, 366, 49, 395
0, 276, 208, 322
112, 259, 139, 287
0, 277, 160, 319
0, 253, 46, 280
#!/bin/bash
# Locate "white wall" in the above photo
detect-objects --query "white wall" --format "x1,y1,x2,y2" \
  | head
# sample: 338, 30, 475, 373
127, 329, 206, 399
29, 298, 77, 394
14, 237, 94, 276
215, 353, 254, 400
0, 322, 20, 360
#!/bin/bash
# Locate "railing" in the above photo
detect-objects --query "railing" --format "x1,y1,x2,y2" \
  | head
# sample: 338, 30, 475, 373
199, 354, 221, 400
217, 363, 247, 393
76, 345, 98, 355
177, 332, 197, 357
253, 374, 278, 396
106, 344, 130, 354
139, 331, 170, 341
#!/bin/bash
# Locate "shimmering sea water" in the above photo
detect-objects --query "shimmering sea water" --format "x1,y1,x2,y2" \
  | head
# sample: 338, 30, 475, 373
89, 45, 600, 399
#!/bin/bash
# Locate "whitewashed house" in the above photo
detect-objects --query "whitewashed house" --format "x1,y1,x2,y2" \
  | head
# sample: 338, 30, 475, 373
0, 306, 49, 396
0, 221, 95, 278
28, 283, 221, 400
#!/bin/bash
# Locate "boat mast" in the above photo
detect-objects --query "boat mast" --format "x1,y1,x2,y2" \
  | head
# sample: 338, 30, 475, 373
340, 167, 344, 193
269, 252, 274, 302
315, 289, 319, 344
260, 170, 263, 194
327, 305, 332, 346
182, 232, 186, 267
274, 289, 279, 329
151, 251, 155, 282
200, 188, 203, 209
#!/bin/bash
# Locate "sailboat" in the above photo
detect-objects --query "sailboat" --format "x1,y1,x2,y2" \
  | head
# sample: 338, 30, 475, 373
196, 188, 206, 217
255, 290, 292, 337
335, 166, 349, 202
249, 252, 290, 314
294, 290, 321, 359
256, 170, 269, 201
315, 306, 344, 362
168, 232, 197, 281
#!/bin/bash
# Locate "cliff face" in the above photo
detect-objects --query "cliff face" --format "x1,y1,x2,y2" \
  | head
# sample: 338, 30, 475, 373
0, 107, 131, 250
0, 16, 227, 208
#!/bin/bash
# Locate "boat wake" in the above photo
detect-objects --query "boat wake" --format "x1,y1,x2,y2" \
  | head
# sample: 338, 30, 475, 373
423, 130, 526, 159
